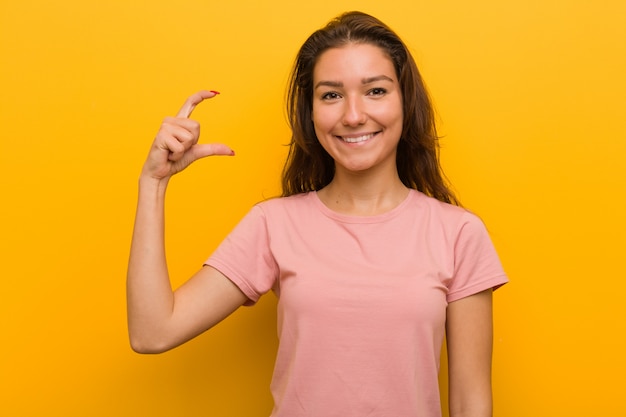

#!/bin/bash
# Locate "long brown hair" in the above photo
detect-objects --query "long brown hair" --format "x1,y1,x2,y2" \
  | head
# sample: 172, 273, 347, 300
282, 11, 459, 206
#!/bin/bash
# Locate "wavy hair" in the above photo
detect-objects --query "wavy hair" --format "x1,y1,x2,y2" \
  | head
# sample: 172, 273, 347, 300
282, 11, 459, 205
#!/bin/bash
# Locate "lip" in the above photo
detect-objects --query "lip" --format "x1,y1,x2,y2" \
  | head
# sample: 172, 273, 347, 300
336, 132, 379, 143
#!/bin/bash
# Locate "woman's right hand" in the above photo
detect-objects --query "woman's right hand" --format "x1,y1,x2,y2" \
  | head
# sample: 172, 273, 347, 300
128, 90, 245, 354
141, 90, 235, 181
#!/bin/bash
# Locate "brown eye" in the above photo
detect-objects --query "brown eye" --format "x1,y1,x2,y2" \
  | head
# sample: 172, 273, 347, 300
368, 88, 387, 96
321, 92, 341, 100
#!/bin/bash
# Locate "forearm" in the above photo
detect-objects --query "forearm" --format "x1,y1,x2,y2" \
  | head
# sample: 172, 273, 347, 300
126, 175, 175, 352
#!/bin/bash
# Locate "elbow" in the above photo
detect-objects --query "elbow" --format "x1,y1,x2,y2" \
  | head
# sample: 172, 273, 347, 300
448, 387, 493, 417
128, 333, 172, 354
127, 317, 177, 354
130, 341, 163, 355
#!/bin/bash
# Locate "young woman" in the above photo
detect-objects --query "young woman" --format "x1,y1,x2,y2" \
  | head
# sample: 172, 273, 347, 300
127, 11, 507, 417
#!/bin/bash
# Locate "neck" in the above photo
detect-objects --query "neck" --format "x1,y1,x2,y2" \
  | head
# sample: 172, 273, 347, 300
318, 167, 409, 216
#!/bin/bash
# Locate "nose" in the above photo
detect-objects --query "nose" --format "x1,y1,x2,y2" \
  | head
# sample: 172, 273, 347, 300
342, 96, 367, 126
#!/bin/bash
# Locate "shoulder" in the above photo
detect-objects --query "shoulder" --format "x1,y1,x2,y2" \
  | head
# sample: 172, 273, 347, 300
251, 192, 319, 228
255, 192, 316, 214
410, 190, 478, 224
405, 191, 493, 247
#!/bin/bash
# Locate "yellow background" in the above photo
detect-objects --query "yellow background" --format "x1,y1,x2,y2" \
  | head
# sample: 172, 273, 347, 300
1, 0, 624, 415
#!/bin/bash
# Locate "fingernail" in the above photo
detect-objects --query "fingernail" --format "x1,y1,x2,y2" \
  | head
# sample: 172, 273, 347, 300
210, 90, 220, 95
230, 150, 235, 156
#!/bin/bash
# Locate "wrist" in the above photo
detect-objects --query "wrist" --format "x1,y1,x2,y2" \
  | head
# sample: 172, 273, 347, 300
138, 173, 170, 195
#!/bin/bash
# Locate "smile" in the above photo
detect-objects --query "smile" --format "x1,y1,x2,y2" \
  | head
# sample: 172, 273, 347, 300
338, 133, 377, 143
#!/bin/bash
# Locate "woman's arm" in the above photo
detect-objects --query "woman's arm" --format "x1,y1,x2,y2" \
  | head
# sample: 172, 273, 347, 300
446, 288, 494, 417
126, 91, 247, 354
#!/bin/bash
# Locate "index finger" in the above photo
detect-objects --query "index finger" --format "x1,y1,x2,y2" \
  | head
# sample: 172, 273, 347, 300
176, 90, 220, 118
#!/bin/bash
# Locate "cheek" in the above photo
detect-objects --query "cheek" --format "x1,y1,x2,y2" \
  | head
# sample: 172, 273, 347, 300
312, 106, 334, 134
379, 103, 404, 131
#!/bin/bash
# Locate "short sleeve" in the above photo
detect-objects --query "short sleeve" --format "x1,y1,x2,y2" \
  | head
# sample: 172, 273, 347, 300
204, 205, 279, 305
446, 213, 508, 303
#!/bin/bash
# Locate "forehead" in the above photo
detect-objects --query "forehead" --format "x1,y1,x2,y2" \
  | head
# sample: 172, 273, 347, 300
313, 43, 396, 80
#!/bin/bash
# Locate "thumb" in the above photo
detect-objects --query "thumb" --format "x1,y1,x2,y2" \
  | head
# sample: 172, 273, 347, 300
192, 143, 236, 160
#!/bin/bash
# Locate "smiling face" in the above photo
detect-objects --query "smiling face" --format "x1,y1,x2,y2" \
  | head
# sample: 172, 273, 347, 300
312, 43, 403, 176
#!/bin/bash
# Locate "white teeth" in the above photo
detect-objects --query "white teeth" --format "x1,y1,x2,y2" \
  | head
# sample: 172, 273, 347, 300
341, 133, 375, 143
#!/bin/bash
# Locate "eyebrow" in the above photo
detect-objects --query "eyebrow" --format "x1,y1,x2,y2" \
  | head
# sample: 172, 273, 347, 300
314, 75, 394, 90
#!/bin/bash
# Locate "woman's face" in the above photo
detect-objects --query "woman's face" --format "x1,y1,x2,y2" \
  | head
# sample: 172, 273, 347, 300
312, 43, 403, 175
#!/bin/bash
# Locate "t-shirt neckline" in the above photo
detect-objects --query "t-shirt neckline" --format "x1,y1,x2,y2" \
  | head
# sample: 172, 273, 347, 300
310, 189, 418, 224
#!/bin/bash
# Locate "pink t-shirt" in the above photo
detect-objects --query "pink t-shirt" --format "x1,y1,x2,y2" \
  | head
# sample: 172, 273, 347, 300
206, 190, 507, 417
